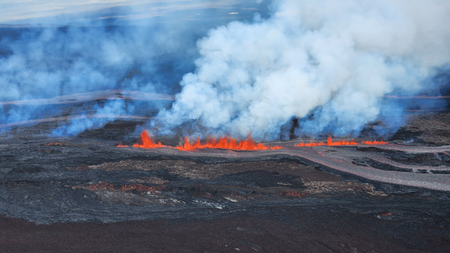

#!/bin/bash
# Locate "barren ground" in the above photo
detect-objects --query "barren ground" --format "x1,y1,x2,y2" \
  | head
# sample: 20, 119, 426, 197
1, 111, 450, 252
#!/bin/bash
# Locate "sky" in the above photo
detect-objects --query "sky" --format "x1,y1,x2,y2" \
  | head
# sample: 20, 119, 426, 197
0, 0, 255, 25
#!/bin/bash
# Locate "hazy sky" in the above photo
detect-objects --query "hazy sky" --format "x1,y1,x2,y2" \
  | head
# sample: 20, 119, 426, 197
0, 0, 249, 24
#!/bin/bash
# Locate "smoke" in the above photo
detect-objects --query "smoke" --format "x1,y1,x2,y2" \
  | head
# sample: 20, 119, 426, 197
2, 0, 449, 139
0, 0, 259, 136
0, 24, 182, 135
155, 0, 450, 139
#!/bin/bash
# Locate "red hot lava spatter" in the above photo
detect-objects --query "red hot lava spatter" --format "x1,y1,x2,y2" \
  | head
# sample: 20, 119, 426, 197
175, 135, 282, 151
118, 130, 282, 151
361, 140, 388, 145
295, 136, 387, 147
117, 130, 166, 148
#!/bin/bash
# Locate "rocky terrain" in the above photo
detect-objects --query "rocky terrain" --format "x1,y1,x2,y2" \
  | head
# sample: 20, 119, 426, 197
0, 110, 450, 252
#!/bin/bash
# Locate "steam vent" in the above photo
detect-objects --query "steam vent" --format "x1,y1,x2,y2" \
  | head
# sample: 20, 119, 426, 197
1, 1, 450, 252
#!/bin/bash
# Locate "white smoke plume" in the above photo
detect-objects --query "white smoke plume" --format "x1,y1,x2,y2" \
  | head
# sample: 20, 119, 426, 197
156, 0, 450, 139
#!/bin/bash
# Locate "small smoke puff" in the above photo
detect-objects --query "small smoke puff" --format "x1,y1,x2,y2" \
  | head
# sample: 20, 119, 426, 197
157, 0, 450, 139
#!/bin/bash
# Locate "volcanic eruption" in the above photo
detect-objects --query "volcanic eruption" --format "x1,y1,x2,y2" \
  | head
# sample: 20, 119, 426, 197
1, 1, 450, 252
119, 130, 282, 151
151, 0, 450, 141
295, 136, 387, 147
1, 0, 450, 141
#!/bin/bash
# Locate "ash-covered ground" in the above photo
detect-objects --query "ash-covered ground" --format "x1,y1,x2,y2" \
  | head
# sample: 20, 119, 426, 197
1, 108, 450, 252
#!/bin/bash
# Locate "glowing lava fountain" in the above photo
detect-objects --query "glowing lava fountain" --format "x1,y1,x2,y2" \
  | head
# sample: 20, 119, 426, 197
117, 130, 166, 148
118, 131, 282, 151
119, 132, 387, 150
175, 135, 282, 151
295, 136, 387, 147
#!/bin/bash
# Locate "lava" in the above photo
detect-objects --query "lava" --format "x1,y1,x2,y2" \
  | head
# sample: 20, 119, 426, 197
118, 130, 167, 148
123, 132, 387, 150
296, 136, 387, 147
296, 136, 357, 147
175, 135, 283, 151
361, 140, 388, 145
118, 131, 282, 151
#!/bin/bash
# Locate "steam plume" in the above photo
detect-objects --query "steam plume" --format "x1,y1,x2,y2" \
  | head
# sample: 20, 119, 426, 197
156, 0, 450, 139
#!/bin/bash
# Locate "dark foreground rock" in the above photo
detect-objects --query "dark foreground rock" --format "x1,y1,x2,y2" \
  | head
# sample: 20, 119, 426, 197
1, 199, 449, 253
1, 119, 450, 252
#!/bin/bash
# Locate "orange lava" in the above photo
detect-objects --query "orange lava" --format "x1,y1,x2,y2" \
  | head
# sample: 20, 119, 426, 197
117, 130, 167, 148
296, 136, 387, 147
118, 130, 281, 151
175, 135, 282, 151
117, 144, 129, 147
296, 136, 357, 147
361, 140, 388, 145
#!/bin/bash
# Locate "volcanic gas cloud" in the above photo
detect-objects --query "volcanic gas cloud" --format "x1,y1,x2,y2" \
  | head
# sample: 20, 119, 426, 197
153, 0, 450, 140
1, 0, 450, 141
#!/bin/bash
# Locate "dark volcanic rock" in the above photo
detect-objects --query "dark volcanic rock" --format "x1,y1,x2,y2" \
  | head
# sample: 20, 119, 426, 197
391, 112, 450, 145
1, 118, 450, 252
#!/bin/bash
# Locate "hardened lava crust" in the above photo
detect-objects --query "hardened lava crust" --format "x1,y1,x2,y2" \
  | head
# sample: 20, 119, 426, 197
1, 113, 450, 252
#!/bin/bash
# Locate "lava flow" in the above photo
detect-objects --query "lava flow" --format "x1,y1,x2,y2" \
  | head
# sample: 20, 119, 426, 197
118, 131, 282, 151
296, 136, 387, 147
361, 140, 388, 145
175, 135, 282, 151
117, 130, 167, 148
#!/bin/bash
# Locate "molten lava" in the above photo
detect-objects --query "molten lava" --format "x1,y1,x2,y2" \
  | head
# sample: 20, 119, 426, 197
175, 135, 282, 151
118, 130, 281, 151
361, 140, 388, 145
117, 130, 167, 148
296, 136, 387, 147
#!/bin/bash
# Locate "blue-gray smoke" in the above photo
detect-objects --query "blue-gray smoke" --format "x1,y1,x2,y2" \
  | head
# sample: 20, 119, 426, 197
0, 1, 264, 136
0, 24, 186, 135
